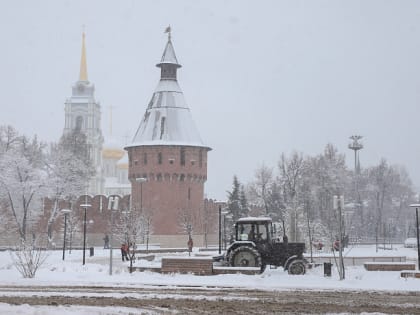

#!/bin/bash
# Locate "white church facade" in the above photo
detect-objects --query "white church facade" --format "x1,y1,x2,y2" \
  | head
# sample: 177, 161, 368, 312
63, 32, 130, 196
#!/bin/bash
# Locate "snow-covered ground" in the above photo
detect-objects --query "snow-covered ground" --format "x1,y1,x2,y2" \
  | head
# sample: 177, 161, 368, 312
0, 244, 418, 314
0, 244, 418, 290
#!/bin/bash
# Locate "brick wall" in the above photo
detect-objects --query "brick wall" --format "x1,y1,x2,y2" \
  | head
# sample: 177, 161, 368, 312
127, 145, 210, 235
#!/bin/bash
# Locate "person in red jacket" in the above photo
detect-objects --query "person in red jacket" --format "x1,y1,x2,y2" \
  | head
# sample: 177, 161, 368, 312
121, 244, 129, 261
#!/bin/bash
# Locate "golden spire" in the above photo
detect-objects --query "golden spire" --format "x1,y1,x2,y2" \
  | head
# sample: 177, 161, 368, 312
79, 31, 88, 81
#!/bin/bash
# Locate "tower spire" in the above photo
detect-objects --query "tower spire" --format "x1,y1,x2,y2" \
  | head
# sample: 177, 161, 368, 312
79, 31, 88, 81
157, 27, 181, 80
165, 25, 171, 42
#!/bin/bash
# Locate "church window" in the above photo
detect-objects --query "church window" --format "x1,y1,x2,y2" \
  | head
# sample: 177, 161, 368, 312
157, 173, 162, 181
180, 148, 185, 166
188, 187, 191, 200
158, 152, 162, 164
75, 116, 83, 131
143, 153, 147, 165
180, 174, 185, 181
134, 160, 138, 166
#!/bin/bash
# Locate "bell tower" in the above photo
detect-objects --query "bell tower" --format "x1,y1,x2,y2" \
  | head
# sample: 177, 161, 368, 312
64, 32, 104, 194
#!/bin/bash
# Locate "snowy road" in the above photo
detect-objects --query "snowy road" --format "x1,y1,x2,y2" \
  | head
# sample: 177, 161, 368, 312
0, 285, 418, 314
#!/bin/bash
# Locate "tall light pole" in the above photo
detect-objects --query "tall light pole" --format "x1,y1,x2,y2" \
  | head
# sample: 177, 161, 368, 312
218, 205, 229, 254
81, 203, 91, 265
135, 177, 147, 213
61, 209, 72, 261
218, 205, 222, 254
334, 195, 345, 280
348, 135, 363, 173
348, 135, 364, 236
136, 177, 147, 250
409, 204, 420, 270
108, 196, 119, 276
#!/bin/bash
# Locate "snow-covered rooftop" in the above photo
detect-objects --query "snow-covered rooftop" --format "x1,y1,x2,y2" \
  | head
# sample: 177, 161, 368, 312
127, 36, 210, 150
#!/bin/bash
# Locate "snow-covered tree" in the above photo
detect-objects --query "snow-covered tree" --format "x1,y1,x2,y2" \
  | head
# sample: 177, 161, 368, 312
113, 209, 145, 273
364, 160, 414, 240
250, 164, 273, 215
43, 130, 94, 244
0, 127, 48, 242
178, 208, 194, 240
278, 152, 306, 241
10, 234, 49, 278
226, 176, 249, 221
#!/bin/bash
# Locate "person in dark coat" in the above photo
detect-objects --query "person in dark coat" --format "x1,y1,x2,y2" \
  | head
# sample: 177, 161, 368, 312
121, 244, 129, 261
103, 235, 109, 249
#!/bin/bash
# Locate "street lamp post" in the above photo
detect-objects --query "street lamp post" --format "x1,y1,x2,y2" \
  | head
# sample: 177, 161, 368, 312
334, 195, 345, 280
61, 209, 72, 261
409, 204, 420, 270
145, 216, 151, 253
218, 205, 229, 254
223, 213, 233, 249
135, 177, 147, 213
108, 196, 119, 276
81, 203, 91, 265
218, 205, 222, 254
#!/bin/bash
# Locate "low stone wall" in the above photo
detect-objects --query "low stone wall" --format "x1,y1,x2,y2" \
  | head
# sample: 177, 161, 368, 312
161, 257, 213, 275
401, 271, 420, 278
364, 262, 415, 271
213, 266, 261, 275
310, 256, 406, 266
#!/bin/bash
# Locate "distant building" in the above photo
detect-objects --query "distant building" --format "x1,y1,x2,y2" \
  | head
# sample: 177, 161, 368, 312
63, 32, 130, 196
63, 32, 104, 195
102, 138, 131, 196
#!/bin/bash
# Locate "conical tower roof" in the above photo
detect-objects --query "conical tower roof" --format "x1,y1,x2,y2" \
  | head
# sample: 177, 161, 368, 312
126, 31, 210, 150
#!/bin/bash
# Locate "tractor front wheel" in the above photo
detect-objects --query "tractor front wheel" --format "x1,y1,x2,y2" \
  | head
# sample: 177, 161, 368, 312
229, 246, 262, 268
287, 259, 306, 275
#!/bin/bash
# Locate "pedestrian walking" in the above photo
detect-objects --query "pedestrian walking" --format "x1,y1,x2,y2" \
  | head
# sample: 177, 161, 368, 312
103, 234, 109, 249
121, 244, 129, 261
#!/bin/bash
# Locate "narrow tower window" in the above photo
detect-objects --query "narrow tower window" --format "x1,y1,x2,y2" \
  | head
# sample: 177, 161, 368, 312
158, 152, 162, 164
160, 117, 166, 139
143, 153, 148, 165
180, 147, 185, 166
75, 116, 83, 131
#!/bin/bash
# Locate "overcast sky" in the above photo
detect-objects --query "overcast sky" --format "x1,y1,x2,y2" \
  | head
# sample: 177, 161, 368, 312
1, 0, 420, 200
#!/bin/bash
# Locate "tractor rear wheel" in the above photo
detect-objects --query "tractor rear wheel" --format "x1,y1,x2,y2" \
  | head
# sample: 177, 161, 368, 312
229, 246, 262, 268
287, 259, 306, 275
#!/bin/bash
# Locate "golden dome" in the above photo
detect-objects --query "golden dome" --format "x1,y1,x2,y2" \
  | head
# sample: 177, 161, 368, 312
102, 148, 125, 160
116, 151, 129, 169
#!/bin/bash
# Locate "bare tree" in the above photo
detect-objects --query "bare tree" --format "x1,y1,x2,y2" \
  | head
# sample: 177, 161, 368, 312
113, 209, 145, 273
178, 208, 194, 240
278, 152, 305, 241
250, 164, 274, 215
10, 235, 49, 278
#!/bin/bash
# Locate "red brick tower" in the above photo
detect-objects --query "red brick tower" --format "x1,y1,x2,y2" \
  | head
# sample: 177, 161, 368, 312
125, 29, 211, 247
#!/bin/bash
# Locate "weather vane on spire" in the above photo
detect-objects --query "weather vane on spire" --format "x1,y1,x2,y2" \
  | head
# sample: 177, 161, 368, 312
164, 25, 171, 41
